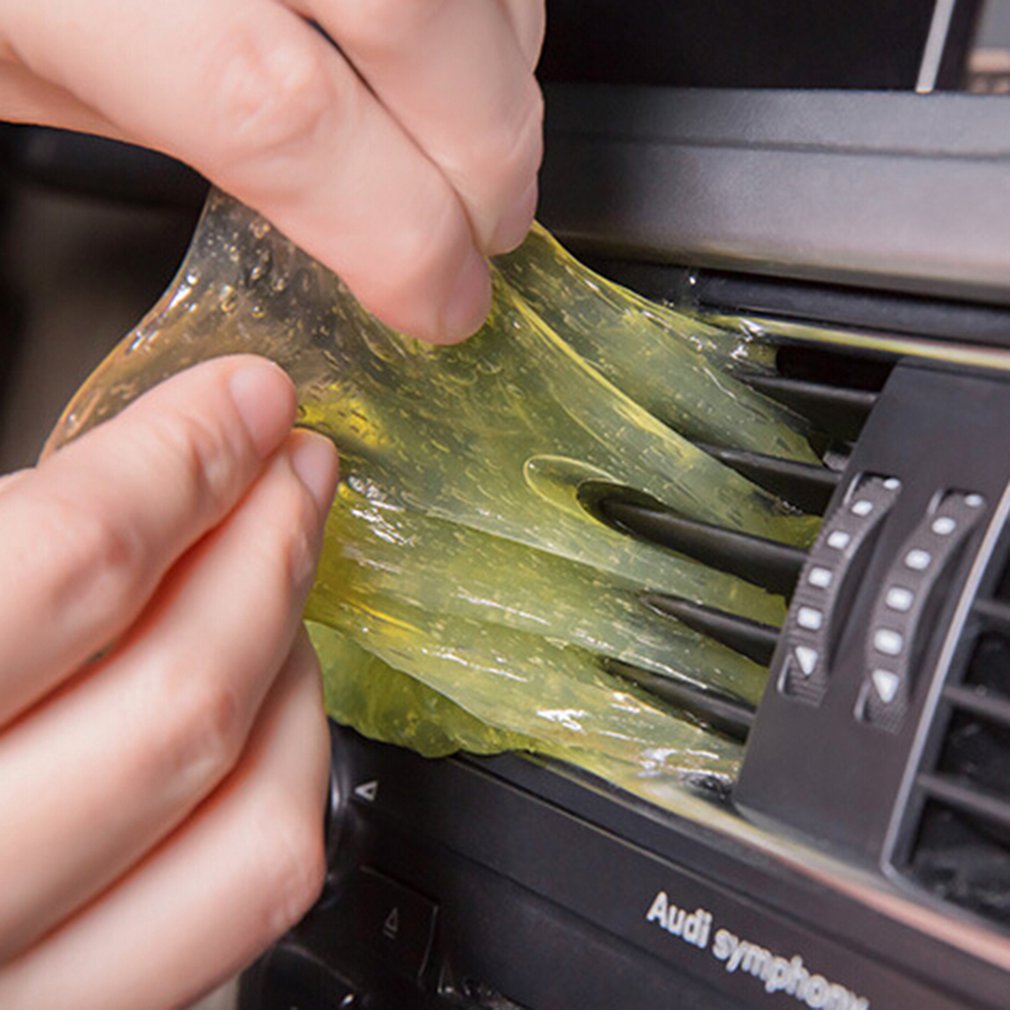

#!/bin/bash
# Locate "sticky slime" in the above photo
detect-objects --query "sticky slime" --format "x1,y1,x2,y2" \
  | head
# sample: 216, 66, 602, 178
51, 193, 822, 799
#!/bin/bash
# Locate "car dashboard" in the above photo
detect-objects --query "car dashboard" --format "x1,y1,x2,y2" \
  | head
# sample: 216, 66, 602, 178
238, 79, 1010, 1010
2, 7, 1010, 1008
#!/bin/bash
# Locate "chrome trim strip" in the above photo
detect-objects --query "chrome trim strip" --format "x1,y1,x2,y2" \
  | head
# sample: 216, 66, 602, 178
703, 312, 1010, 374
917, 0, 957, 94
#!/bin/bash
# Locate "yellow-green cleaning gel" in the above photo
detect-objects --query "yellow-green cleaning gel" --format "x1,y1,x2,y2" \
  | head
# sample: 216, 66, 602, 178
51, 193, 822, 803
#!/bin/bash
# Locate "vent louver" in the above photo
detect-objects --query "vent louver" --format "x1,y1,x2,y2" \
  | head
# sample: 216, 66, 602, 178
905, 550, 1010, 928
607, 341, 893, 742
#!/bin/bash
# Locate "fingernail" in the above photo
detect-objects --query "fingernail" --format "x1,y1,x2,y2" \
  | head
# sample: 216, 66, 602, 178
289, 430, 340, 513
440, 248, 492, 344
488, 179, 538, 255
228, 359, 296, 457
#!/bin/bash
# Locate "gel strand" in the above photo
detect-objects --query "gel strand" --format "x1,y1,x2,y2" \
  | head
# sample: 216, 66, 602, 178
496, 224, 816, 464
51, 191, 824, 799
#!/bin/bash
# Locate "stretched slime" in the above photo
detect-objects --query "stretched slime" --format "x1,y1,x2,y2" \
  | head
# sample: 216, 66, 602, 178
52, 192, 822, 800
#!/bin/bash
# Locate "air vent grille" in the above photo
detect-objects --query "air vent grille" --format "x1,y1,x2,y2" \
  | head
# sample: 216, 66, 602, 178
904, 537, 1010, 928
607, 340, 894, 744
604, 341, 893, 578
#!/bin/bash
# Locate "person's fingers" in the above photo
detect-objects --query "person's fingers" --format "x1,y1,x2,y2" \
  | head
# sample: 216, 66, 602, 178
3, 0, 491, 342
0, 355, 296, 726
0, 61, 128, 140
0, 470, 28, 497
0, 628, 330, 1010
497, 0, 547, 69
0, 430, 337, 959
300, 0, 544, 254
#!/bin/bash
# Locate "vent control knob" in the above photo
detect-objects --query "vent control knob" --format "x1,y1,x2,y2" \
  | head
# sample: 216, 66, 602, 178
780, 473, 901, 704
859, 490, 985, 731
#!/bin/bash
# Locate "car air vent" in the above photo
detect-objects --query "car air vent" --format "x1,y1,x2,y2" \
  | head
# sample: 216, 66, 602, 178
745, 367, 877, 445
706, 341, 894, 511
595, 339, 895, 745
903, 535, 1010, 928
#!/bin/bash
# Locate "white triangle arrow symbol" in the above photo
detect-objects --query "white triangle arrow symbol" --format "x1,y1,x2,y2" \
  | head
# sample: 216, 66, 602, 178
872, 669, 900, 704
383, 906, 400, 940
794, 646, 818, 677
353, 780, 379, 802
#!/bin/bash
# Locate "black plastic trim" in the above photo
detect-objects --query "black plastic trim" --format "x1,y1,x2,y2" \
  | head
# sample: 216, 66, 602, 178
640, 593, 779, 667
918, 772, 1010, 834
540, 84, 1010, 306
598, 497, 805, 596
605, 658, 754, 743
943, 684, 1010, 729
696, 444, 840, 515
743, 376, 877, 443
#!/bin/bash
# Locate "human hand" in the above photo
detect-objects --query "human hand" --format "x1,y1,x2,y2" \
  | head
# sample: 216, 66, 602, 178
0, 0, 546, 343
0, 357, 339, 1010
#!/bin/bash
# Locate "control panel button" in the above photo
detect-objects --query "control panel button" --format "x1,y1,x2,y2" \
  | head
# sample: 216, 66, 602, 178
884, 586, 914, 612
826, 530, 852, 550
781, 473, 901, 705
859, 490, 985, 732
796, 606, 824, 631
872, 628, 904, 657
931, 516, 957, 536
342, 868, 438, 981
871, 669, 900, 704
794, 645, 818, 676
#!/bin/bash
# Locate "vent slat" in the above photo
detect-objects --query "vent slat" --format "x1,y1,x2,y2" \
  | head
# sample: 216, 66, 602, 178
605, 659, 754, 742
918, 772, 1010, 834
598, 499, 804, 596
697, 444, 839, 515
972, 596, 1010, 633
943, 683, 1010, 730
745, 375, 877, 442
640, 593, 779, 666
